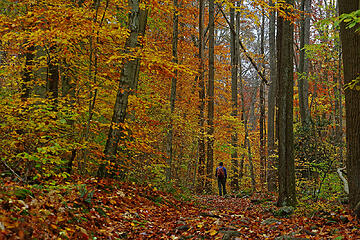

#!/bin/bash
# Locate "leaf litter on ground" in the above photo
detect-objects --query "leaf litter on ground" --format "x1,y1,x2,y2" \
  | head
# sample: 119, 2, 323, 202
0, 177, 359, 239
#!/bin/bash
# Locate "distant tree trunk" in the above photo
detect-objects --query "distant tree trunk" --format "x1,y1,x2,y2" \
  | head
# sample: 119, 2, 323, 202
21, 45, 35, 100
237, 7, 245, 181
82, 0, 103, 173
335, 52, 344, 163
197, 0, 206, 193
0, 44, 5, 87
99, 0, 147, 177
276, 1, 296, 207
259, 9, 266, 187
166, 0, 179, 181
206, 0, 215, 193
230, 5, 239, 191
298, 0, 311, 125
338, 0, 360, 216
249, 86, 258, 131
267, 0, 277, 192
239, 60, 256, 193
48, 46, 59, 104
62, 59, 76, 174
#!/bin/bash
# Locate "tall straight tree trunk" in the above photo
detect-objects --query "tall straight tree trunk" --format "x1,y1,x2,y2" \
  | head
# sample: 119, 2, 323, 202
276, 1, 296, 207
237, 9, 256, 191
335, 51, 344, 163
338, 0, 360, 216
298, 0, 311, 125
248, 86, 258, 131
206, 0, 215, 193
83, 0, 106, 172
236, 6, 245, 181
239, 60, 256, 193
197, 0, 206, 193
99, 0, 147, 177
267, 0, 277, 192
259, 9, 266, 187
230, 5, 239, 191
166, 0, 179, 182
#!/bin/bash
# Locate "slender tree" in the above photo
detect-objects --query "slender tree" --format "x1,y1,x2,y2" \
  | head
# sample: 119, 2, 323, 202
197, 0, 206, 193
267, 0, 277, 192
230, 5, 239, 191
338, 0, 360, 216
298, 0, 311, 125
239, 58, 256, 193
99, 0, 148, 177
206, 0, 215, 193
166, 0, 179, 181
259, 9, 266, 187
48, 46, 59, 104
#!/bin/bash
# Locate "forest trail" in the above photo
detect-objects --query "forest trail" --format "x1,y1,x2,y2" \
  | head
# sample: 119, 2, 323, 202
186, 195, 356, 239
1, 178, 359, 239
122, 192, 360, 239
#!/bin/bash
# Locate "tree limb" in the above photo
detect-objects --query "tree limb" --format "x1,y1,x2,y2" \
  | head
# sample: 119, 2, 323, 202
337, 167, 349, 194
1, 159, 25, 182
217, 3, 268, 85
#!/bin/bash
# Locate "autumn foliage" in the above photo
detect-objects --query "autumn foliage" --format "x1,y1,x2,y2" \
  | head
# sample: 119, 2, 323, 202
0, 0, 359, 238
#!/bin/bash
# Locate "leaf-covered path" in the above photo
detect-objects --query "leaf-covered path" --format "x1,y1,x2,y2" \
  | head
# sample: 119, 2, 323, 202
193, 195, 359, 239
1, 178, 359, 239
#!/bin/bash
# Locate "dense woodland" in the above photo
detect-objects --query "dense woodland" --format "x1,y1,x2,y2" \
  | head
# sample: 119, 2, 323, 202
0, 0, 360, 239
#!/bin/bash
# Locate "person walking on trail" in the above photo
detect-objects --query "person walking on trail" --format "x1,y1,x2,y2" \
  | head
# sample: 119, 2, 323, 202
215, 162, 227, 196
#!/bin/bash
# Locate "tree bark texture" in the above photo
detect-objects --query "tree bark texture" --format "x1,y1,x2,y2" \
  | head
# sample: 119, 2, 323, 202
230, 6, 239, 191
197, 0, 206, 193
259, 10, 266, 187
206, 0, 215, 193
166, 0, 179, 182
276, 3, 296, 207
338, 0, 360, 215
100, 0, 147, 177
298, 0, 311, 125
267, 0, 277, 192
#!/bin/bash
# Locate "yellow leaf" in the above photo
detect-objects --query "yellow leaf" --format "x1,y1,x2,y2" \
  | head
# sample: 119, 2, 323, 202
209, 229, 217, 236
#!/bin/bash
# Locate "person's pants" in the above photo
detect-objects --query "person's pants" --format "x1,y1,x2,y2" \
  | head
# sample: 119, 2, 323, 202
218, 178, 226, 196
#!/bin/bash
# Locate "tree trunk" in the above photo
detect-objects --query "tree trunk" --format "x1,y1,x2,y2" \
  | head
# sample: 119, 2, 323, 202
276, 1, 296, 207
206, 0, 215, 193
237, 6, 245, 182
197, 0, 206, 193
338, 0, 360, 216
21, 45, 35, 100
166, 0, 179, 182
82, 0, 103, 173
337, 52, 344, 164
230, 5, 239, 191
99, 0, 147, 177
259, 9, 266, 187
239, 58, 256, 193
298, 0, 311, 125
48, 46, 59, 105
267, 0, 277, 192
249, 86, 258, 131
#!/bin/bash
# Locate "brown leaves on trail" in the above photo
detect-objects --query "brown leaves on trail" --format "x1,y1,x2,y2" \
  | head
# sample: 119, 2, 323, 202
1, 178, 360, 239
195, 195, 360, 239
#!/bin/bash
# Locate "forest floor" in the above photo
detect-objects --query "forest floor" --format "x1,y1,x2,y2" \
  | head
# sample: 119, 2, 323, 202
0, 177, 359, 239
